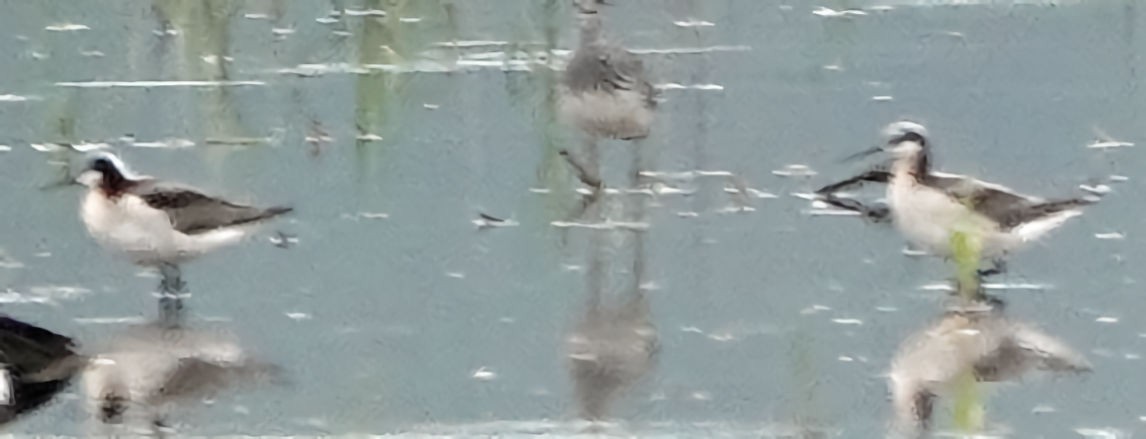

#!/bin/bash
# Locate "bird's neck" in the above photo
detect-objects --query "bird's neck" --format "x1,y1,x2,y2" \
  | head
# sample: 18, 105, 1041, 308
577, 13, 603, 45
890, 145, 929, 183
99, 171, 134, 198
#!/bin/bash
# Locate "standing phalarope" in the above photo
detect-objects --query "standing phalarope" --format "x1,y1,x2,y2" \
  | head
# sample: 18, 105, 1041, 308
75, 151, 292, 322
815, 121, 1099, 275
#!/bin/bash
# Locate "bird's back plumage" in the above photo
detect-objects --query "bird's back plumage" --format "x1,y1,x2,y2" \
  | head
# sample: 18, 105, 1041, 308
560, 5, 656, 141
129, 180, 292, 235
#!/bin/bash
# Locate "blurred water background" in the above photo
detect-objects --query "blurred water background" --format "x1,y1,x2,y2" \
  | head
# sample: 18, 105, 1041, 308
0, 0, 1141, 436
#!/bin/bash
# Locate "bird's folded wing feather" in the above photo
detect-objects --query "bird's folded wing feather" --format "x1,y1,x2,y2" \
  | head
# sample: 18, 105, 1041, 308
924, 173, 1049, 226
1010, 323, 1091, 373
598, 47, 657, 108
158, 358, 233, 398
129, 180, 274, 234
0, 317, 77, 377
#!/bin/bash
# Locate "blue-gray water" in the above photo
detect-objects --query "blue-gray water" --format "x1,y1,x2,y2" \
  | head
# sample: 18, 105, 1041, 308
0, 0, 1141, 436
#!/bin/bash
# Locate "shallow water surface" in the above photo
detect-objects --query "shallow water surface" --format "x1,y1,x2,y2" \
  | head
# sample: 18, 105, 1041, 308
0, 0, 1142, 437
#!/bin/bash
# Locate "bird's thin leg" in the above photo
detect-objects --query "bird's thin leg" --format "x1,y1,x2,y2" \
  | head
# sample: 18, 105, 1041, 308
560, 136, 605, 224
560, 148, 603, 190
629, 138, 645, 190
628, 137, 648, 297
157, 263, 185, 327
570, 134, 605, 188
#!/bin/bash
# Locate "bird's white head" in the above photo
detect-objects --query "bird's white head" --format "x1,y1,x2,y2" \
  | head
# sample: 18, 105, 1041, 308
75, 151, 137, 190
881, 121, 929, 158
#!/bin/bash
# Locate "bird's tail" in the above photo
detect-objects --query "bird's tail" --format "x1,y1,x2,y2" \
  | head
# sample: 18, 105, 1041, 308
260, 206, 294, 219
1025, 196, 1097, 217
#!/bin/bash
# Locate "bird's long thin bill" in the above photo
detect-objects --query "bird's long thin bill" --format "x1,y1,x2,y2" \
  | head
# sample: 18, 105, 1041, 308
840, 145, 883, 163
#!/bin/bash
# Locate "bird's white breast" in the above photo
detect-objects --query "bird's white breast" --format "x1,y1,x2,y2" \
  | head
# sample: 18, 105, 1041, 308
82, 190, 249, 266
889, 176, 971, 256
82, 191, 184, 265
887, 175, 1001, 257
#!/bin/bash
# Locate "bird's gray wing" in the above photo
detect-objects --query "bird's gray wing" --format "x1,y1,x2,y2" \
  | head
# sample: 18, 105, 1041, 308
156, 358, 233, 400
926, 174, 1093, 229
1009, 323, 1091, 374
599, 47, 657, 108
128, 180, 290, 235
923, 174, 1042, 227
158, 356, 283, 402
566, 43, 656, 108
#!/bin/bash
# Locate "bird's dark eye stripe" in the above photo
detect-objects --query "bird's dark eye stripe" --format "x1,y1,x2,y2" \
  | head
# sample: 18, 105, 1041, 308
889, 131, 926, 145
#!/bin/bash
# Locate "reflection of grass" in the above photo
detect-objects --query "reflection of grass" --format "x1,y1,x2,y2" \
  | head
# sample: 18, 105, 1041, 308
951, 369, 983, 431
44, 92, 79, 186
352, 0, 395, 178
351, 0, 455, 178
509, 0, 580, 227
153, 0, 244, 175
948, 228, 984, 433
787, 330, 825, 437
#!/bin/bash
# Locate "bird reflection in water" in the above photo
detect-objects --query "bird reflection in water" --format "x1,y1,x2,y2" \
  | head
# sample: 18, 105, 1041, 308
566, 274, 658, 422
888, 293, 1090, 438
558, 0, 661, 426
564, 183, 659, 424
81, 320, 282, 436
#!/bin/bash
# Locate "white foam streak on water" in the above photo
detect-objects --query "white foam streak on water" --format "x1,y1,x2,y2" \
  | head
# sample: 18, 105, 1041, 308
919, 282, 1052, 291
805, 208, 862, 217
1087, 140, 1134, 149
131, 138, 195, 149
658, 83, 724, 91
74, 316, 149, 325
813, 7, 868, 17
0, 290, 52, 305
0, 94, 37, 102
473, 217, 520, 229
772, 164, 817, 177
341, 9, 386, 17
550, 220, 650, 231
44, 23, 90, 31
56, 80, 266, 88
276, 45, 750, 76
432, 40, 513, 48
673, 19, 716, 27
726, 187, 777, 199
867, 0, 1084, 5
629, 45, 752, 55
